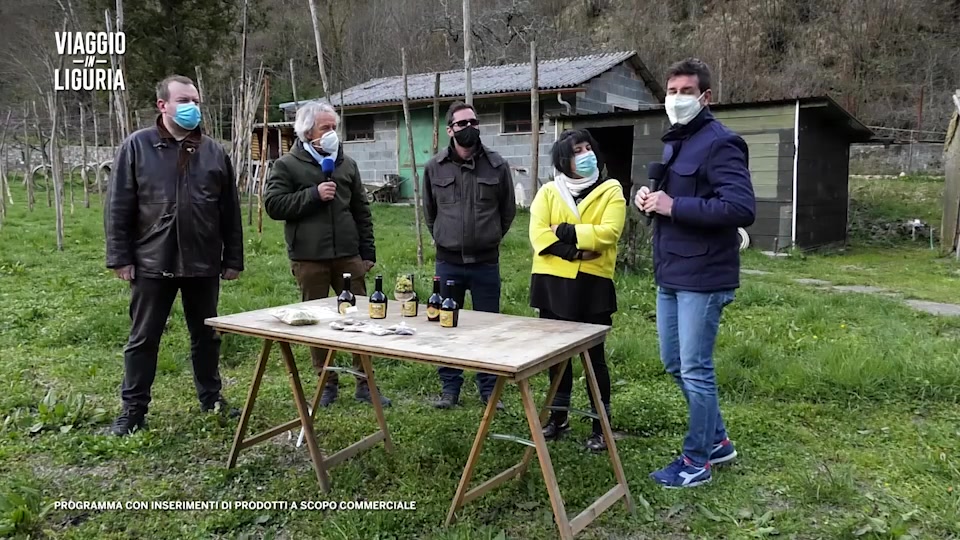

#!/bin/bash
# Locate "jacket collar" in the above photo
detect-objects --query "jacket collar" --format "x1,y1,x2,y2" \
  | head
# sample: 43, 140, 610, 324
438, 142, 504, 168
662, 107, 715, 142
155, 114, 202, 146
291, 139, 345, 166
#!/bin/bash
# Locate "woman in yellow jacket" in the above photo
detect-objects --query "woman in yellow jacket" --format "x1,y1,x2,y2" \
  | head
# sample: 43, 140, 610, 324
528, 129, 626, 452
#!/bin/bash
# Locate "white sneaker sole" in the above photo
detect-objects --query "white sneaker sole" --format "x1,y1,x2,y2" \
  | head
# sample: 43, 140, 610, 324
709, 448, 738, 466
663, 475, 712, 489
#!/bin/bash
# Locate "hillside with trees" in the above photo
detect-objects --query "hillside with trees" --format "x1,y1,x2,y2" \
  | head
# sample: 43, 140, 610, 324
0, 0, 957, 136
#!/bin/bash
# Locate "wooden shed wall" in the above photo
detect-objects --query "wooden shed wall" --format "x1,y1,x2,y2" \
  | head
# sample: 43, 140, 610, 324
571, 105, 796, 251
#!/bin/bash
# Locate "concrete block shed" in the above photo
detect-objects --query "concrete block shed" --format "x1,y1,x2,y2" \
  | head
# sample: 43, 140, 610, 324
270, 51, 666, 201
555, 97, 875, 251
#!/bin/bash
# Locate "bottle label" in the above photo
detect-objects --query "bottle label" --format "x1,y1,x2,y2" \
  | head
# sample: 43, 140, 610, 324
338, 302, 352, 315
440, 310, 454, 327
401, 301, 417, 317
427, 306, 440, 319
369, 303, 386, 319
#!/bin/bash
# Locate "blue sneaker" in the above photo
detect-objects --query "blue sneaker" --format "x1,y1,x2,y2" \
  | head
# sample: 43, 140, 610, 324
709, 439, 737, 466
650, 456, 712, 488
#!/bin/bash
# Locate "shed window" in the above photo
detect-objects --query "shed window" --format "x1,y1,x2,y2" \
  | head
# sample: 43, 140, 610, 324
346, 115, 375, 141
501, 102, 544, 134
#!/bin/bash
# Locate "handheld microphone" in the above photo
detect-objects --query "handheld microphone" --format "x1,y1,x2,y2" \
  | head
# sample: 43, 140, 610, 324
321, 157, 335, 175
645, 162, 665, 225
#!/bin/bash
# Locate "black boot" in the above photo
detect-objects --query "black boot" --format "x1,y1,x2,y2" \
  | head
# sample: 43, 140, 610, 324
319, 383, 339, 407
355, 380, 392, 407
110, 409, 146, 436
431, 393, 459, 409
201, 396, 240, 418
542, 411, 570, 441
585, 405, 610, 452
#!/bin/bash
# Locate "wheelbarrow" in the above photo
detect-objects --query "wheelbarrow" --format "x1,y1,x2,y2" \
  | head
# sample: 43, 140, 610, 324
363, 174, 403, 203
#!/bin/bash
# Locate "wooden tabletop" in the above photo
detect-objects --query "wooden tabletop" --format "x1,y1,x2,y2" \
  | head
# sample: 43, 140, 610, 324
205, 297, 609, 377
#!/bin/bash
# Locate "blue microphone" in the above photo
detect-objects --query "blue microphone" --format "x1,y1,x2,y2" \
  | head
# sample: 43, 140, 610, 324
321, 157, 335, 175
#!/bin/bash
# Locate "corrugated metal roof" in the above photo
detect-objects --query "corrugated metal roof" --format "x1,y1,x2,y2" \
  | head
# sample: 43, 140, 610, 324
280, 51, 639, 110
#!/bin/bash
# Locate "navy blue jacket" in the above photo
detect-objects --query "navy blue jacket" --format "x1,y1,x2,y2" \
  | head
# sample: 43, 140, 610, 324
652, 109, 756, 292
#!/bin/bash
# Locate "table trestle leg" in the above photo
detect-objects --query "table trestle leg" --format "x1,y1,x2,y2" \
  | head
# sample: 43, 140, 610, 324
278, 341, 332, 493
580, 350, 637, 517
227, 339, 273, 469
444, 375, 507, 526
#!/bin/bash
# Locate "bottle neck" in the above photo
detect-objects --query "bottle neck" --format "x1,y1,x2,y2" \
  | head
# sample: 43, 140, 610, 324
433, 280, 440, 294
343, 278, 352, 290
375, 277, 383, 290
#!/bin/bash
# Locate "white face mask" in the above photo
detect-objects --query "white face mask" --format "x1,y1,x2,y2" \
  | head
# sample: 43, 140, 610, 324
665, 92, 705, 125
319, 130, 339, 153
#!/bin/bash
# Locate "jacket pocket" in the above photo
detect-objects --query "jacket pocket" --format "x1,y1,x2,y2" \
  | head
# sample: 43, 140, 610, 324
667, 162, 700, 197
285, 222, 299, 253
665, 239, 708, 257
476, 176, 499, 202
431, 176, 458, 204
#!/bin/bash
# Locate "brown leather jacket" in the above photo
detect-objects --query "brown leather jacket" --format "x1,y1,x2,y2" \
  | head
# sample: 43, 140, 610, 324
104, 116, 244, 278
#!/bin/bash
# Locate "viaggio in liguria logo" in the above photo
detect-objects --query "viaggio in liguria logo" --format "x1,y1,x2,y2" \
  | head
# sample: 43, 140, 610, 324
53, 31, 126, 91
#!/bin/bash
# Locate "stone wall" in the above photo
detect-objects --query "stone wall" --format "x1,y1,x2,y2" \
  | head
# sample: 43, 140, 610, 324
574, 62, 656, 114
850, 142, 945, 176
343, 114, 399, 185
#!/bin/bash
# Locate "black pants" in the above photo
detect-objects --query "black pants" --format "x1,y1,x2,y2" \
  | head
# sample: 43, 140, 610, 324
539, 308, 612, 427
121, 277, 223, 412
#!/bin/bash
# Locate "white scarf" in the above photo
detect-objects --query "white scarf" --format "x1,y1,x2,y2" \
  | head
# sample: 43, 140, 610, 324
552, 170, 600, 219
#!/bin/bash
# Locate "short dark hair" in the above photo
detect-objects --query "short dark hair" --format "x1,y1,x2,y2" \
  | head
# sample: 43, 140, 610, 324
156, 75, 196, 101
665, 58, 712, 92
445, 101, 477, 126
551, 129, 601, 178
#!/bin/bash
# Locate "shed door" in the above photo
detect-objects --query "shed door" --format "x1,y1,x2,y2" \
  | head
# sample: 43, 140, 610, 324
398, 108, 436, 199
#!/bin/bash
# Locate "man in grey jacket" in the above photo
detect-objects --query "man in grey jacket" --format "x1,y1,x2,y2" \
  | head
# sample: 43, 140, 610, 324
422, 101, 516, 410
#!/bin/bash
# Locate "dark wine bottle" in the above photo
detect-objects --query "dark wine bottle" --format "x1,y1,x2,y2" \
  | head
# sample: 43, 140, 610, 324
440, 280, 459, 328
337, 273, 356, 314
426, 276, 442, 322
369, 274, 387, 319
401, 274, 418, 317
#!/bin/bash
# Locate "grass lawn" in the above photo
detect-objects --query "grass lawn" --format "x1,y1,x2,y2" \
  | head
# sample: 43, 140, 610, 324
2, 176, 960, 539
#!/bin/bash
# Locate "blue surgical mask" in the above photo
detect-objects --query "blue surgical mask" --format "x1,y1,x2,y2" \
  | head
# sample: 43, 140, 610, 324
574, 151, 598, 177
173, 103, 201, 130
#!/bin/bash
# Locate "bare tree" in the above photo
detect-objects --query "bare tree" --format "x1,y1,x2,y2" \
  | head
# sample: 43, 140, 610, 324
80, 103, 89, 208
0, 110, 11, 226
22, 102, 34, 211
401, 49, 425, 266
530, 41, 539, 197
463, 0, 472, 104
91, 99, 102, 203
307, 0, 331, 98
46, 20, 68, 250
33, 100, 51, 208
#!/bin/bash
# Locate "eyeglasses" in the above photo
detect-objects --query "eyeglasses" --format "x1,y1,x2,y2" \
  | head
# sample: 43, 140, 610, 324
449, 119, 479, 128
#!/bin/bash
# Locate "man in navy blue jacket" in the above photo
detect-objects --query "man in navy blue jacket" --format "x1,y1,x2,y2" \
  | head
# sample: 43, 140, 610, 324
636, 58, 756, 488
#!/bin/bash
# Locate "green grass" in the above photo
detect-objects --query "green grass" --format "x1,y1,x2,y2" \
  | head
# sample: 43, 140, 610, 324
2, 178, 960, 539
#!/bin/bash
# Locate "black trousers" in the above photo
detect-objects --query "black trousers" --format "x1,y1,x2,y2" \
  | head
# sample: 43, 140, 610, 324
121, 277, 223, 412
539, 308, 612, 426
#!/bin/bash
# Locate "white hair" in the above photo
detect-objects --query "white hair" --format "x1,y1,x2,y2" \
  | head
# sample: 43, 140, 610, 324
293, 101, 340, 142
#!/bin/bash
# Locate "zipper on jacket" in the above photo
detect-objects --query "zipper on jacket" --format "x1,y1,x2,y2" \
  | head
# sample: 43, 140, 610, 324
174, 140, 184, 277
326, 165, 337, 257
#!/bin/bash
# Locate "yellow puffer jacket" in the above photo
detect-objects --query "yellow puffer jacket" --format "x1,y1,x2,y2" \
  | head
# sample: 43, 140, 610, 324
529, 178, 626, 280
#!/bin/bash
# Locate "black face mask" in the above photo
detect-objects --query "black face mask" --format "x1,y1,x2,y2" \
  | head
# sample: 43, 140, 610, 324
453, 126, 480, 148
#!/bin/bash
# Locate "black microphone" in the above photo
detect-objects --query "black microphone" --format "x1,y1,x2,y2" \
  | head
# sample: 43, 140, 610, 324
645, 162, 665, 225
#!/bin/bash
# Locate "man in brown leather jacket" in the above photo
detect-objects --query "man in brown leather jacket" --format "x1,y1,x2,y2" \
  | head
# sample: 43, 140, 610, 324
104, 75, 244, 436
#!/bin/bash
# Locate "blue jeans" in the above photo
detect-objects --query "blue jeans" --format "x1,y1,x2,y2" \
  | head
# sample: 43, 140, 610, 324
656, 286, 735, 467
435, 261, 500, 397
